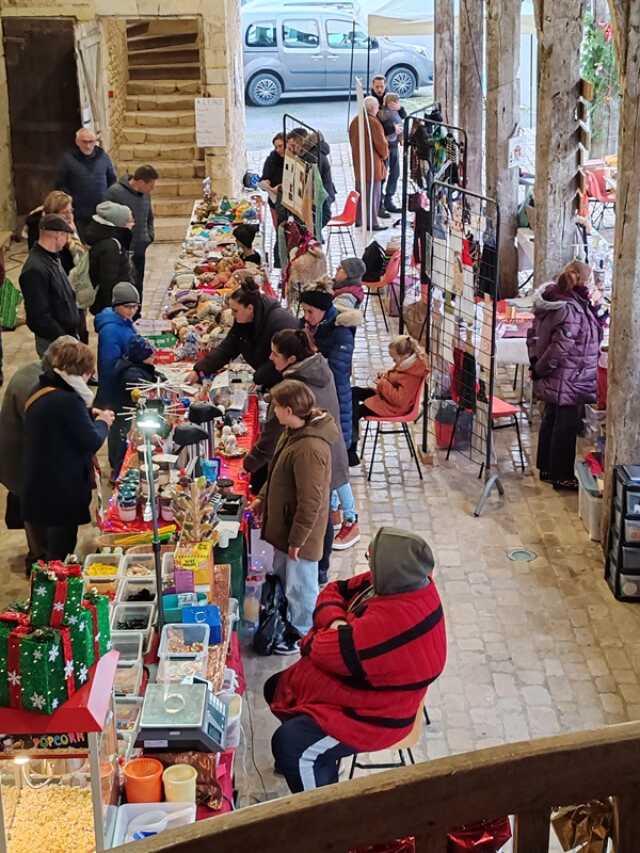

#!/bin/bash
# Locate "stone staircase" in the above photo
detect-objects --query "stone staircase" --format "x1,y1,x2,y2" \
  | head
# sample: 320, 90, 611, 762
120, 20, 204, 242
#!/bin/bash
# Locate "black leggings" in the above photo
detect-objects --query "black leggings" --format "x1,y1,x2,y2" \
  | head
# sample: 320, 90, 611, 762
536, 403, 581, 482
45, 524, 79, 561
350, 387, 377, 451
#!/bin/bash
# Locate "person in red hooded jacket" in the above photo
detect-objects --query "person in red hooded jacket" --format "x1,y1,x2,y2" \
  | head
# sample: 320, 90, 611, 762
264, 526, 447, 793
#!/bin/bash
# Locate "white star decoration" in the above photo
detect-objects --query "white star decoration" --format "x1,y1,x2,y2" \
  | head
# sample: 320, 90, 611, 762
67, 615, 78, 626
48, 645, 60, 663
34, 585, 47, 598
64, 660, 74, 680
33, 649, 42, 661
78, 665, 88, 684
52, 602, 64, 613
7, 670, 21, 687
51, 699, 59, 710
106, 640, 112, 651
30, 693, 45, 711
94, 633, 100, 644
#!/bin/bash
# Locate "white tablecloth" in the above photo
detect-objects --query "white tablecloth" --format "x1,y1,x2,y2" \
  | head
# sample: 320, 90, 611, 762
496, 335, 529, 366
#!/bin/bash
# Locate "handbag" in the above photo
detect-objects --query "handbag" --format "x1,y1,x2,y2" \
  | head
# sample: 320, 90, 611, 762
253, 573, 290, 656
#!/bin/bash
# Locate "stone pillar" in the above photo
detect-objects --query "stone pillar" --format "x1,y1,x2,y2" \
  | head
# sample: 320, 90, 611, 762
458, 0, 484, 193
602, 1, 640, 537
202, 0, 246, 196
485, 0, 520, 297
532, 0, 586, 287
0, 22, 15, 230
434, 0, 455, 125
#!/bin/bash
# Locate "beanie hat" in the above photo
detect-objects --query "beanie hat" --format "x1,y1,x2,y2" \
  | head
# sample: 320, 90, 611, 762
233, 223, 259, 250
370, 527, 435, 595
112, 282, 140, 306
126, 335, 155, 364
93, 201, 132, 228
300, 287, 334, 312
339, 257, 366, 282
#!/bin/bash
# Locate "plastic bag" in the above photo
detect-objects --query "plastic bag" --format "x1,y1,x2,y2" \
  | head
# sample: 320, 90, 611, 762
252, 573, 288, 656
447, 816, 512, 851
0, 278, 22, 330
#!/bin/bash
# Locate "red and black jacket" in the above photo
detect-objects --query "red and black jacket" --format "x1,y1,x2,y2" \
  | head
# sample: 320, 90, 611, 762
269, 571, 447, 750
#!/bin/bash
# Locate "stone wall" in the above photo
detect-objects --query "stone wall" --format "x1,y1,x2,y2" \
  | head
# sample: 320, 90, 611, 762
0, 23, 15, 228
102, 17, 128, 161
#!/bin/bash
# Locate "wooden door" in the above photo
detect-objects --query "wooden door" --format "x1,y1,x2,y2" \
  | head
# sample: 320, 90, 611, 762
3, 18, 81, 216
76, 21, 108, 143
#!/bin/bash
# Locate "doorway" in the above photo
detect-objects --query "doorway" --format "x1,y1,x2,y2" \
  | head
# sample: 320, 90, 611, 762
3, 18, 81, 216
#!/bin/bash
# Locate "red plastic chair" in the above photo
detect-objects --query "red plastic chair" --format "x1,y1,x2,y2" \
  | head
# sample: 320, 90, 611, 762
325, 190, 360, 260
445, 395, 525, 475
362, 250, 402, 332
360, 380, 425, 481
586, 169, 616, 229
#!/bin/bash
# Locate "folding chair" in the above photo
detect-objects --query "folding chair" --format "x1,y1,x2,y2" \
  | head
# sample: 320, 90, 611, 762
362, 251, 401, 333
325, 190, 360, 264
360, 381, 425, 481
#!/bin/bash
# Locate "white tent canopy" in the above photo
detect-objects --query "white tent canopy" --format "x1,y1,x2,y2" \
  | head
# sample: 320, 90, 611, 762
357, 0, 535, 37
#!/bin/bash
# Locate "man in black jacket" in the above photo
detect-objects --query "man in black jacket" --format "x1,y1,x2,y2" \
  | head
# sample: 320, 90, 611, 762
55, 128, 117, 241
85, 200, 134, 315
19, 215, 80, 356
371, 76, 407, 217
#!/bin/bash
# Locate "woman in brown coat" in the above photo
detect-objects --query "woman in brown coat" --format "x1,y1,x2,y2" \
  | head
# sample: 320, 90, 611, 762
348, 96, 389, 230
253, 379, 339, 651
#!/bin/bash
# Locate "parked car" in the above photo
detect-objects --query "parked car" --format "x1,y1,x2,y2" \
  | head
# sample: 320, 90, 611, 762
242, 3, 433, 106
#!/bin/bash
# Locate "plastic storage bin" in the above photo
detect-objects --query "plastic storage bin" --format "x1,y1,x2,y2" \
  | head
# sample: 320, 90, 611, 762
159, 623, 209, 658
182, 604, 221, 644
162, 592, 208, 623
111, 603, 155, 654
575, 461, 603, 542
157, 656, 208, 683
112, 803, 196, 847
607, 553, 640, 601
114, 660, 143, 696
118, 577, 158, 606
624, 517, 640, 544
120, 553, 156, 579
84, 553, 121, 578
115, 696, 143, 735
110, 630, 144, 663
84, 575, 120, 601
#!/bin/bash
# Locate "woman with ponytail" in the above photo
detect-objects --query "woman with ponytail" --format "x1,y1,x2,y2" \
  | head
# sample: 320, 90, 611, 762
349, 334, 428, 463
527, 260, 604, 490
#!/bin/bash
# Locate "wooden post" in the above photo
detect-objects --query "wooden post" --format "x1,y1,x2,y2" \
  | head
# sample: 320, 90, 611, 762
485, 0, 520, 297
602, 1, 640, 541
513, 808, 551, 851
434, 0, 455, 124
458, 0, 484, 193
532, 0, 586, 286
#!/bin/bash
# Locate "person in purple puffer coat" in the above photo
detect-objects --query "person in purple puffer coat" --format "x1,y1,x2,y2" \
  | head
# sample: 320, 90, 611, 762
527, 260, 605, 491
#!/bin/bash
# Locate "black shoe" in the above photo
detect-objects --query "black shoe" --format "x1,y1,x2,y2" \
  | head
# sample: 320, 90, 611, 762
553, 478, 579, 492
539, 471, 552, 482
318, 570, 328, 586
385, 202, 402, 213
348, 449, 360, 467
378, 208, 391, 219
372, 224, 388, 231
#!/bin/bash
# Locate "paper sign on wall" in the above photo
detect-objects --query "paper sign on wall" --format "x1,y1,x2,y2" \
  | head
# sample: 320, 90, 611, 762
195, 98, 226, 148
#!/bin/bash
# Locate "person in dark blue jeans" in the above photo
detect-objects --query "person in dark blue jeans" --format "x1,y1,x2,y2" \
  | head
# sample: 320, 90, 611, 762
379, 93, 403, 213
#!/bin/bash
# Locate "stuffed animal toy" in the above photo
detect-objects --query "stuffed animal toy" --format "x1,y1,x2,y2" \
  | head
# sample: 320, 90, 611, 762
286, 241, 328, 313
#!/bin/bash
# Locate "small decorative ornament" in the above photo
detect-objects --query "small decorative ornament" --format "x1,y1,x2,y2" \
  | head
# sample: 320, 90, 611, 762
106, 640, 112, 651
34, 585, 47, 598
64, 660, 74, 680
30, 693, 45, 711
52, 602, 64, 613
67, 614, 78, 626
48, 644, 60, 662
8, 670, 21, 687
33, 648, 42, 661
95, 633, 100, 643
78, 665, 89, 684
51, 698, 59, 710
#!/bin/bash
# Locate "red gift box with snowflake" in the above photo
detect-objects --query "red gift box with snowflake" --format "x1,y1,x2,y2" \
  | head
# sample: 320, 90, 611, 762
29, 562, 84, 629
0, 613, 77, 714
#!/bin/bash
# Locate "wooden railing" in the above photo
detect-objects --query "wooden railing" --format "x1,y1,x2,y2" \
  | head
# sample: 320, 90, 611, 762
114, 720, 640, 852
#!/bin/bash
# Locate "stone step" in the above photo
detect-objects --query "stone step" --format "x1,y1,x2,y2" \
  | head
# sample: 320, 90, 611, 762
126, 79, 200, 96
128, 48, 199, 67
126, 93, 198, 112
155, 177, 202, 197
154, 215, 193, 243
119, 159, 205, 179
127, 33, 198, 53
125, 110, 195, 129
121, 125, 195, 145
153, 197, 194, 217
118, 142, 201, 161
129, 65, 200, 81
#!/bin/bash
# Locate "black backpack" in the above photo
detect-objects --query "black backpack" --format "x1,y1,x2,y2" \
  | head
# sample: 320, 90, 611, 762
253, 574, 290, 656
362, 240, 387, 282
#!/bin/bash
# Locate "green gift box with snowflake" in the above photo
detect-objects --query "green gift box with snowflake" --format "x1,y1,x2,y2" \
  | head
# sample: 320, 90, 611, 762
0, 621, 78, 714
82, 591, 111, 659
30, 562, 84, 629
67, 609, 96, 688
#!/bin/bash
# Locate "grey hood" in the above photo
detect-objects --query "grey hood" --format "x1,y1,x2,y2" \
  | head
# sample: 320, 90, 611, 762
283, 353, 332, 390
370, 527, 434, 595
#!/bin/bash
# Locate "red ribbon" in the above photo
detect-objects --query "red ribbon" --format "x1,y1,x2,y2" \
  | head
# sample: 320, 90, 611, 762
82, 601, 100, 657
59, 627, 76, 698
0, 611, 30, 627
50, 580, 68, 628
7, 626, 30, 708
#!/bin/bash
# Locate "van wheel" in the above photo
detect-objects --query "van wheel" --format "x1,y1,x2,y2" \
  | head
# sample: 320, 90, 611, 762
247, 74, 283, 107
387, 67, 417, 99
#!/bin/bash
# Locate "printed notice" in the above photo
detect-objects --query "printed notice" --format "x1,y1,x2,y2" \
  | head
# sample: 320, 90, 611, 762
195, 98, 226, 148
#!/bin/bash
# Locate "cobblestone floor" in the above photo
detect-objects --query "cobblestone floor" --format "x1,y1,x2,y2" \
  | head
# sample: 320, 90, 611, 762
0, 151, 635, 841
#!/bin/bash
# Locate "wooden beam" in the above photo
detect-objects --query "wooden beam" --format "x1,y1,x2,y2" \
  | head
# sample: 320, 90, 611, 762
112, 721, 640, 852
513, 808, 550, 851
458, 0, 484, 193
532, 0, 586, 286
602, 0, 640, 543
434, 0, 455, 124
485, 0, 520, 297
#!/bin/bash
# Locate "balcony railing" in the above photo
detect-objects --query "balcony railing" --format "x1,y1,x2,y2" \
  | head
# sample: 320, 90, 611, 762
113, 720, 640, 852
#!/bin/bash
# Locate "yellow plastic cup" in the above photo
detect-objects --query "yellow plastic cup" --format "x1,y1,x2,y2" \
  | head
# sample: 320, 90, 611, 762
162, 764, 198, 803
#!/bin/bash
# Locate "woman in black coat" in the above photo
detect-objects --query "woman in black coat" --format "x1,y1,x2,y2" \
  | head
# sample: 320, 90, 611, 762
188, 277, 298, 388
23, 340, 114, 560
85, 201, 134, 315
